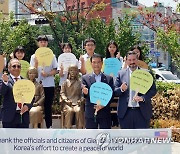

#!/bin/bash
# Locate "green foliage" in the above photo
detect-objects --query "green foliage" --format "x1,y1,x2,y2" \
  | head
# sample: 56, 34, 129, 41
84, 16, 141, 57
54, 74, 60, 87
0, 13, 38, 61
156, 81, 180, 93
156, 28, 180, 70
115, 16, 141, 57
84, 18, 114, 56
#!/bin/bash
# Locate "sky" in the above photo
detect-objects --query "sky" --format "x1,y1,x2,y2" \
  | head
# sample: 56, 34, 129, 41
138, 0, 179, 10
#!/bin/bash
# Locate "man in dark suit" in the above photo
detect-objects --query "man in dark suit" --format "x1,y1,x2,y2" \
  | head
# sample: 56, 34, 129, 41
1, 58, 32, 128
114, 51, 156, 129
82, 54, 114, 129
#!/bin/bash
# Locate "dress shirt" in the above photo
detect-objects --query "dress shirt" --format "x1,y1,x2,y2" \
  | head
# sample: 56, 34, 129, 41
93, 72, 102, 82
128, 68, 140, 107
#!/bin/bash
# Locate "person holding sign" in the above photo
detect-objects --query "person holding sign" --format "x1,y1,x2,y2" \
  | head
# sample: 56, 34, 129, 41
58, 43, 80, 88
114, 51, 156, 129
30, 35, 58, 128
104, 41, 123, 78
0, 53, 7, 108
13, 46, 30, 78
105, 40, 123, 64
79, 38, 96, 75
0, 59, 32, 128
82, 54, 114, 129
27, 67, 45, 128
60, 65, 85, 129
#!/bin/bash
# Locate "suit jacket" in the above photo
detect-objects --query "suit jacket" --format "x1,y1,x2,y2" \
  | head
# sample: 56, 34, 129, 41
0, 75, 32, 124
114, 68, 157, 120
82, 73, 114, 119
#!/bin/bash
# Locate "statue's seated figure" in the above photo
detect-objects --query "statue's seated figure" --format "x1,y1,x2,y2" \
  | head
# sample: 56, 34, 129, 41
28, 67, 45, 128
60, 65, 85, 129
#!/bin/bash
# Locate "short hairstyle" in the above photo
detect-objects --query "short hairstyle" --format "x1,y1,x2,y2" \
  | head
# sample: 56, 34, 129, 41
37, 35, 48, 42
67, 65, 79, 81
90, 53, 103, 62
27, 67, 38, 79
61, 43, 73, 51
8, 58, 20, 68
126, 51, 138, 59
84, 38, 96, 46
13, 46, 25, 58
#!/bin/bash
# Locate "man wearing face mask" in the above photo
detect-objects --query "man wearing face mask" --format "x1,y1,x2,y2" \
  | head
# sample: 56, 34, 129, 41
114, 51, 156, 129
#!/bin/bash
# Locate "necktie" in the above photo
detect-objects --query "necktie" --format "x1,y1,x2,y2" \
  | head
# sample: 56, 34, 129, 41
14, 78, 22, 109
14, 77, 18, 81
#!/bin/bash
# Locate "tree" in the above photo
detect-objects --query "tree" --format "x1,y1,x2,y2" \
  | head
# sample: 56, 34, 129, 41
156, 28, 180, 69
17, 0, 107, 56
85, 15, 141, 57
16, 0, 142, 58
123, 1, 180, 70
0, 13, 38, 61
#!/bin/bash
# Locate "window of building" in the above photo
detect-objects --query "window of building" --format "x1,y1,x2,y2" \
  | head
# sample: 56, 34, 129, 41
111, 0, 117, 7
102, 17, 106, 23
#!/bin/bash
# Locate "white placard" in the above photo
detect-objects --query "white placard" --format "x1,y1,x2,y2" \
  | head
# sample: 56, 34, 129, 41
58, 53, 77, 71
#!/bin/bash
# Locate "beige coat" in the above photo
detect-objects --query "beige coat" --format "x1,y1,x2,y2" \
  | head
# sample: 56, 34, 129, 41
60, 79, 85, 128
30, 81, 45, 124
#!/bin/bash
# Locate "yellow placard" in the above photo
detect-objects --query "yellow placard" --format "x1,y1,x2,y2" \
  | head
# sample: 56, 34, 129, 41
20, 60, 30, 78
35, 47, 53, 67
137, 60, 148, 69
85, 58, 93, 74
0, 55, 5, 72
130, 70, 153, 94
13, 80, 35, 104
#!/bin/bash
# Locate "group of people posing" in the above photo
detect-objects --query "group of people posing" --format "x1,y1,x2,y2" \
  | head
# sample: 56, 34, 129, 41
0, 35, 157, 129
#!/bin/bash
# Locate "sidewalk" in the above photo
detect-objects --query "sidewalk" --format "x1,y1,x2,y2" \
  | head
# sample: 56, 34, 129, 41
0, 115, 62, 129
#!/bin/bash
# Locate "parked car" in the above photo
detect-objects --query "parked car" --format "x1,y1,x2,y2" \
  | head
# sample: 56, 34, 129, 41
153, 68, 180, 84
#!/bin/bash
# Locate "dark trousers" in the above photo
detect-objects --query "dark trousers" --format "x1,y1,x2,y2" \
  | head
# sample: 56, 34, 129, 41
85, 117, 111, 129
119, 108, 150, 129
3, 112, 29, 128
44, 87, 54, 128
0, 95, 2, 121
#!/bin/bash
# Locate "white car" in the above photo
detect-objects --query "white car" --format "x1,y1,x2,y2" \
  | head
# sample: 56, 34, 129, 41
153, 68, 180, 84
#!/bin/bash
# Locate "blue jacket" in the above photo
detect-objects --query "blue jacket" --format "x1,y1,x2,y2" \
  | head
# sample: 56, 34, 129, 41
114, 68, 157, 120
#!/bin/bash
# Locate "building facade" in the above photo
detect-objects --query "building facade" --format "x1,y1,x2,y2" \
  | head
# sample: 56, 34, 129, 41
0, 0, 9, 17
66, 0, 112, 23
9, 0, 64, 20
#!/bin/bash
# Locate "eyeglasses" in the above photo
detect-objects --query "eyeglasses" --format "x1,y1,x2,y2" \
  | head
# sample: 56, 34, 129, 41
12, 65, 21, 69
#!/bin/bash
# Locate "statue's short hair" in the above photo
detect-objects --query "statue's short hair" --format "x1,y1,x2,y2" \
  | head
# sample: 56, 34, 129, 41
67, 65, 79, 80
27, 67, 38, 79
